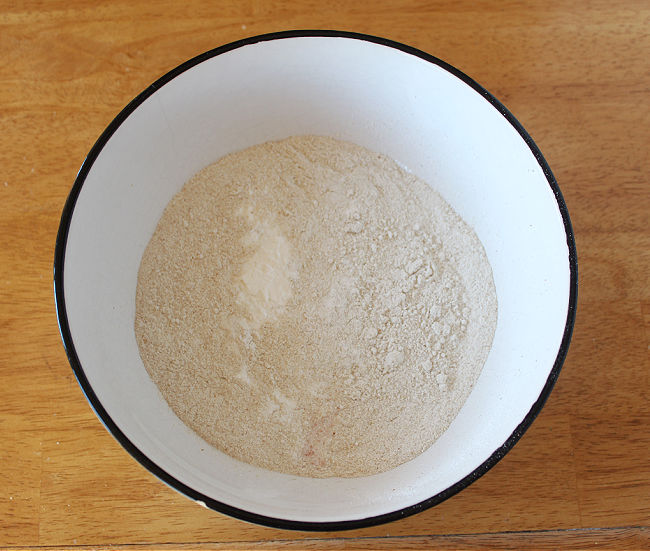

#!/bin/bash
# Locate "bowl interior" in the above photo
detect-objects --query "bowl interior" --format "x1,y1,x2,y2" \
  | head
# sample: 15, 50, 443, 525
60, 35, 571, 524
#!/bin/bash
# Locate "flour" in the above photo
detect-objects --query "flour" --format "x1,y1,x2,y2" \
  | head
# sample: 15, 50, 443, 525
135, 135, 497, 478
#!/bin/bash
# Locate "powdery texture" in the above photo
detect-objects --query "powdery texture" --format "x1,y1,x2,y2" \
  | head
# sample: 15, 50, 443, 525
135, 135, 497, 478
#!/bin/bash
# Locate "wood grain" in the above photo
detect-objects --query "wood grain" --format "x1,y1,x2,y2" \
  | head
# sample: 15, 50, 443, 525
1, 0, 648, 549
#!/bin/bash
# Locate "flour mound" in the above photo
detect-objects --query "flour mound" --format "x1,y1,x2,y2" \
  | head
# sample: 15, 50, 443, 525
135, 135, 497, 478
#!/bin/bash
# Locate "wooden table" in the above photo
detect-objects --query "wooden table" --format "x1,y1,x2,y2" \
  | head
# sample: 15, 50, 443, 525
1, 1, 648, 549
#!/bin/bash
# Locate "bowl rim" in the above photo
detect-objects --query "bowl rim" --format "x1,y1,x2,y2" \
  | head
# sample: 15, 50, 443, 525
53, 29, 578, 531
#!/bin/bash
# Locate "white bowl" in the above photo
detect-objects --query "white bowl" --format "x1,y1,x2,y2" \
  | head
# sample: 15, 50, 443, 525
54, 31, 577, 530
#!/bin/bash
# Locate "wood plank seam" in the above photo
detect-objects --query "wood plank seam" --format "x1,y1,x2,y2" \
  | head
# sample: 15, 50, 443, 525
5, 525, 648, 549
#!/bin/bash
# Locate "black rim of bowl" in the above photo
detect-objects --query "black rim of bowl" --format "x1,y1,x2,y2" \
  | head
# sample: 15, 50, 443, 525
54, 29, 578, 531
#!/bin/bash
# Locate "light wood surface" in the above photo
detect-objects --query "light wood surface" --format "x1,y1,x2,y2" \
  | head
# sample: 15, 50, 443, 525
1, 1, 648, 549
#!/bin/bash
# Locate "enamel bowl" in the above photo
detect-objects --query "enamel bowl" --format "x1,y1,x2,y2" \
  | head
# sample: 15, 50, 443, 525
55, 31, 577, 530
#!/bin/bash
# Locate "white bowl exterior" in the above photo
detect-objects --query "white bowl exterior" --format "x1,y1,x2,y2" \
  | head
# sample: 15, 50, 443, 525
63, 37, 570, 522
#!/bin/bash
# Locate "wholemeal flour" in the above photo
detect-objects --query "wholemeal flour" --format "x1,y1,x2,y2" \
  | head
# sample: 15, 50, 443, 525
135, 135, 497, 477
